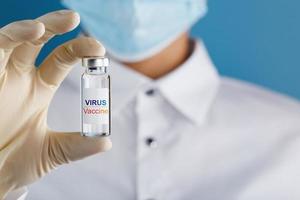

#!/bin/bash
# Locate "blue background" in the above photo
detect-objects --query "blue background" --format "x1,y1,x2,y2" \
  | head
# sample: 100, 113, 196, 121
0, 0, 299, 99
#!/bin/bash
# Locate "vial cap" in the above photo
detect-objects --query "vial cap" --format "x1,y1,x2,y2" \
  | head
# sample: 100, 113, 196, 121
82, 57, 109, 67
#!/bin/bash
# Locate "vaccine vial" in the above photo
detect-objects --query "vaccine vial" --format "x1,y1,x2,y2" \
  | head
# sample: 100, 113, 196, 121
81, 57, 111, 137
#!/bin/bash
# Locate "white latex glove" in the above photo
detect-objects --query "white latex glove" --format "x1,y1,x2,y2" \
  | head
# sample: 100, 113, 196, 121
0, 10, 112, 199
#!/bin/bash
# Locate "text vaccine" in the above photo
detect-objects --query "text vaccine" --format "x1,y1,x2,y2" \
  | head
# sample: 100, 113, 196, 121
81, 57, 111, 137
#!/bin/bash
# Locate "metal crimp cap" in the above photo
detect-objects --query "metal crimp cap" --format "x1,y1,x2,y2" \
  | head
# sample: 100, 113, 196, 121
82, 57, 109, 67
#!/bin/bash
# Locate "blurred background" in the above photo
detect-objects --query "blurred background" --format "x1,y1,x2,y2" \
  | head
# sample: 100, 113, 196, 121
0, 0, 299, 99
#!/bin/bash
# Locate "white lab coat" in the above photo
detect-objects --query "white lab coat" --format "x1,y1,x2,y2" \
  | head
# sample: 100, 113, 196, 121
8, 40, 300, 200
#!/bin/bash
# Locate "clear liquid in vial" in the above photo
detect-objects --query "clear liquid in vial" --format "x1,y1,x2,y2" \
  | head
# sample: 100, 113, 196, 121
81, 66, 110, 137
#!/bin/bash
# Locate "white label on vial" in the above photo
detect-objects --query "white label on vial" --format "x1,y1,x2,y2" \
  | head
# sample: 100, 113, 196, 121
82, 88, 109, 124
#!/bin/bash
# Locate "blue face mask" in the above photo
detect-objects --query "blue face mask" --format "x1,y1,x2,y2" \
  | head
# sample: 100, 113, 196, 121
62, 0, 207, 62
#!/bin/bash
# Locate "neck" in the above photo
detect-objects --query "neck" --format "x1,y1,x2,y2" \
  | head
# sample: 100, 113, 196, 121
122, 33, 192, 79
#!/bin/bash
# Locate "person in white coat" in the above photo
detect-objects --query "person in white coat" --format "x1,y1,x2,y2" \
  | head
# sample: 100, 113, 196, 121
1, 1, 300, 200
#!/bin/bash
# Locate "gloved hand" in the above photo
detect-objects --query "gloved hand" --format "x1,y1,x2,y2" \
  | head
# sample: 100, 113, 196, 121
0, 10, 112, 199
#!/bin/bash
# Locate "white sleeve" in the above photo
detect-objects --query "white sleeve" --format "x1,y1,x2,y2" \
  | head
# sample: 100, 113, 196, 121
4, 187, 28, 200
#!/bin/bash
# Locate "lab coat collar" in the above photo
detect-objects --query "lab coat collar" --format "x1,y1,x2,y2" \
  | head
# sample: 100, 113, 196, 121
109, 59, 151, 113
109, 39, 220, 125
156, 40, 220, 124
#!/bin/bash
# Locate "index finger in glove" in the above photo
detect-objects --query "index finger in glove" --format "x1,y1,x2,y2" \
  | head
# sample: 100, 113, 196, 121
38, 37, 106, 88
11, 10, 80, 67
0, 20, 45, 72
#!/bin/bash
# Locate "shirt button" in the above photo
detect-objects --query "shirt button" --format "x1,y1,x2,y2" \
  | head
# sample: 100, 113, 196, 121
145, 88, 155, 96
145, 137, 158, 148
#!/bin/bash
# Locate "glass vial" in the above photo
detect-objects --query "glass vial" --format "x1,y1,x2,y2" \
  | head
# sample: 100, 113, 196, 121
81, 57, 111, 137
